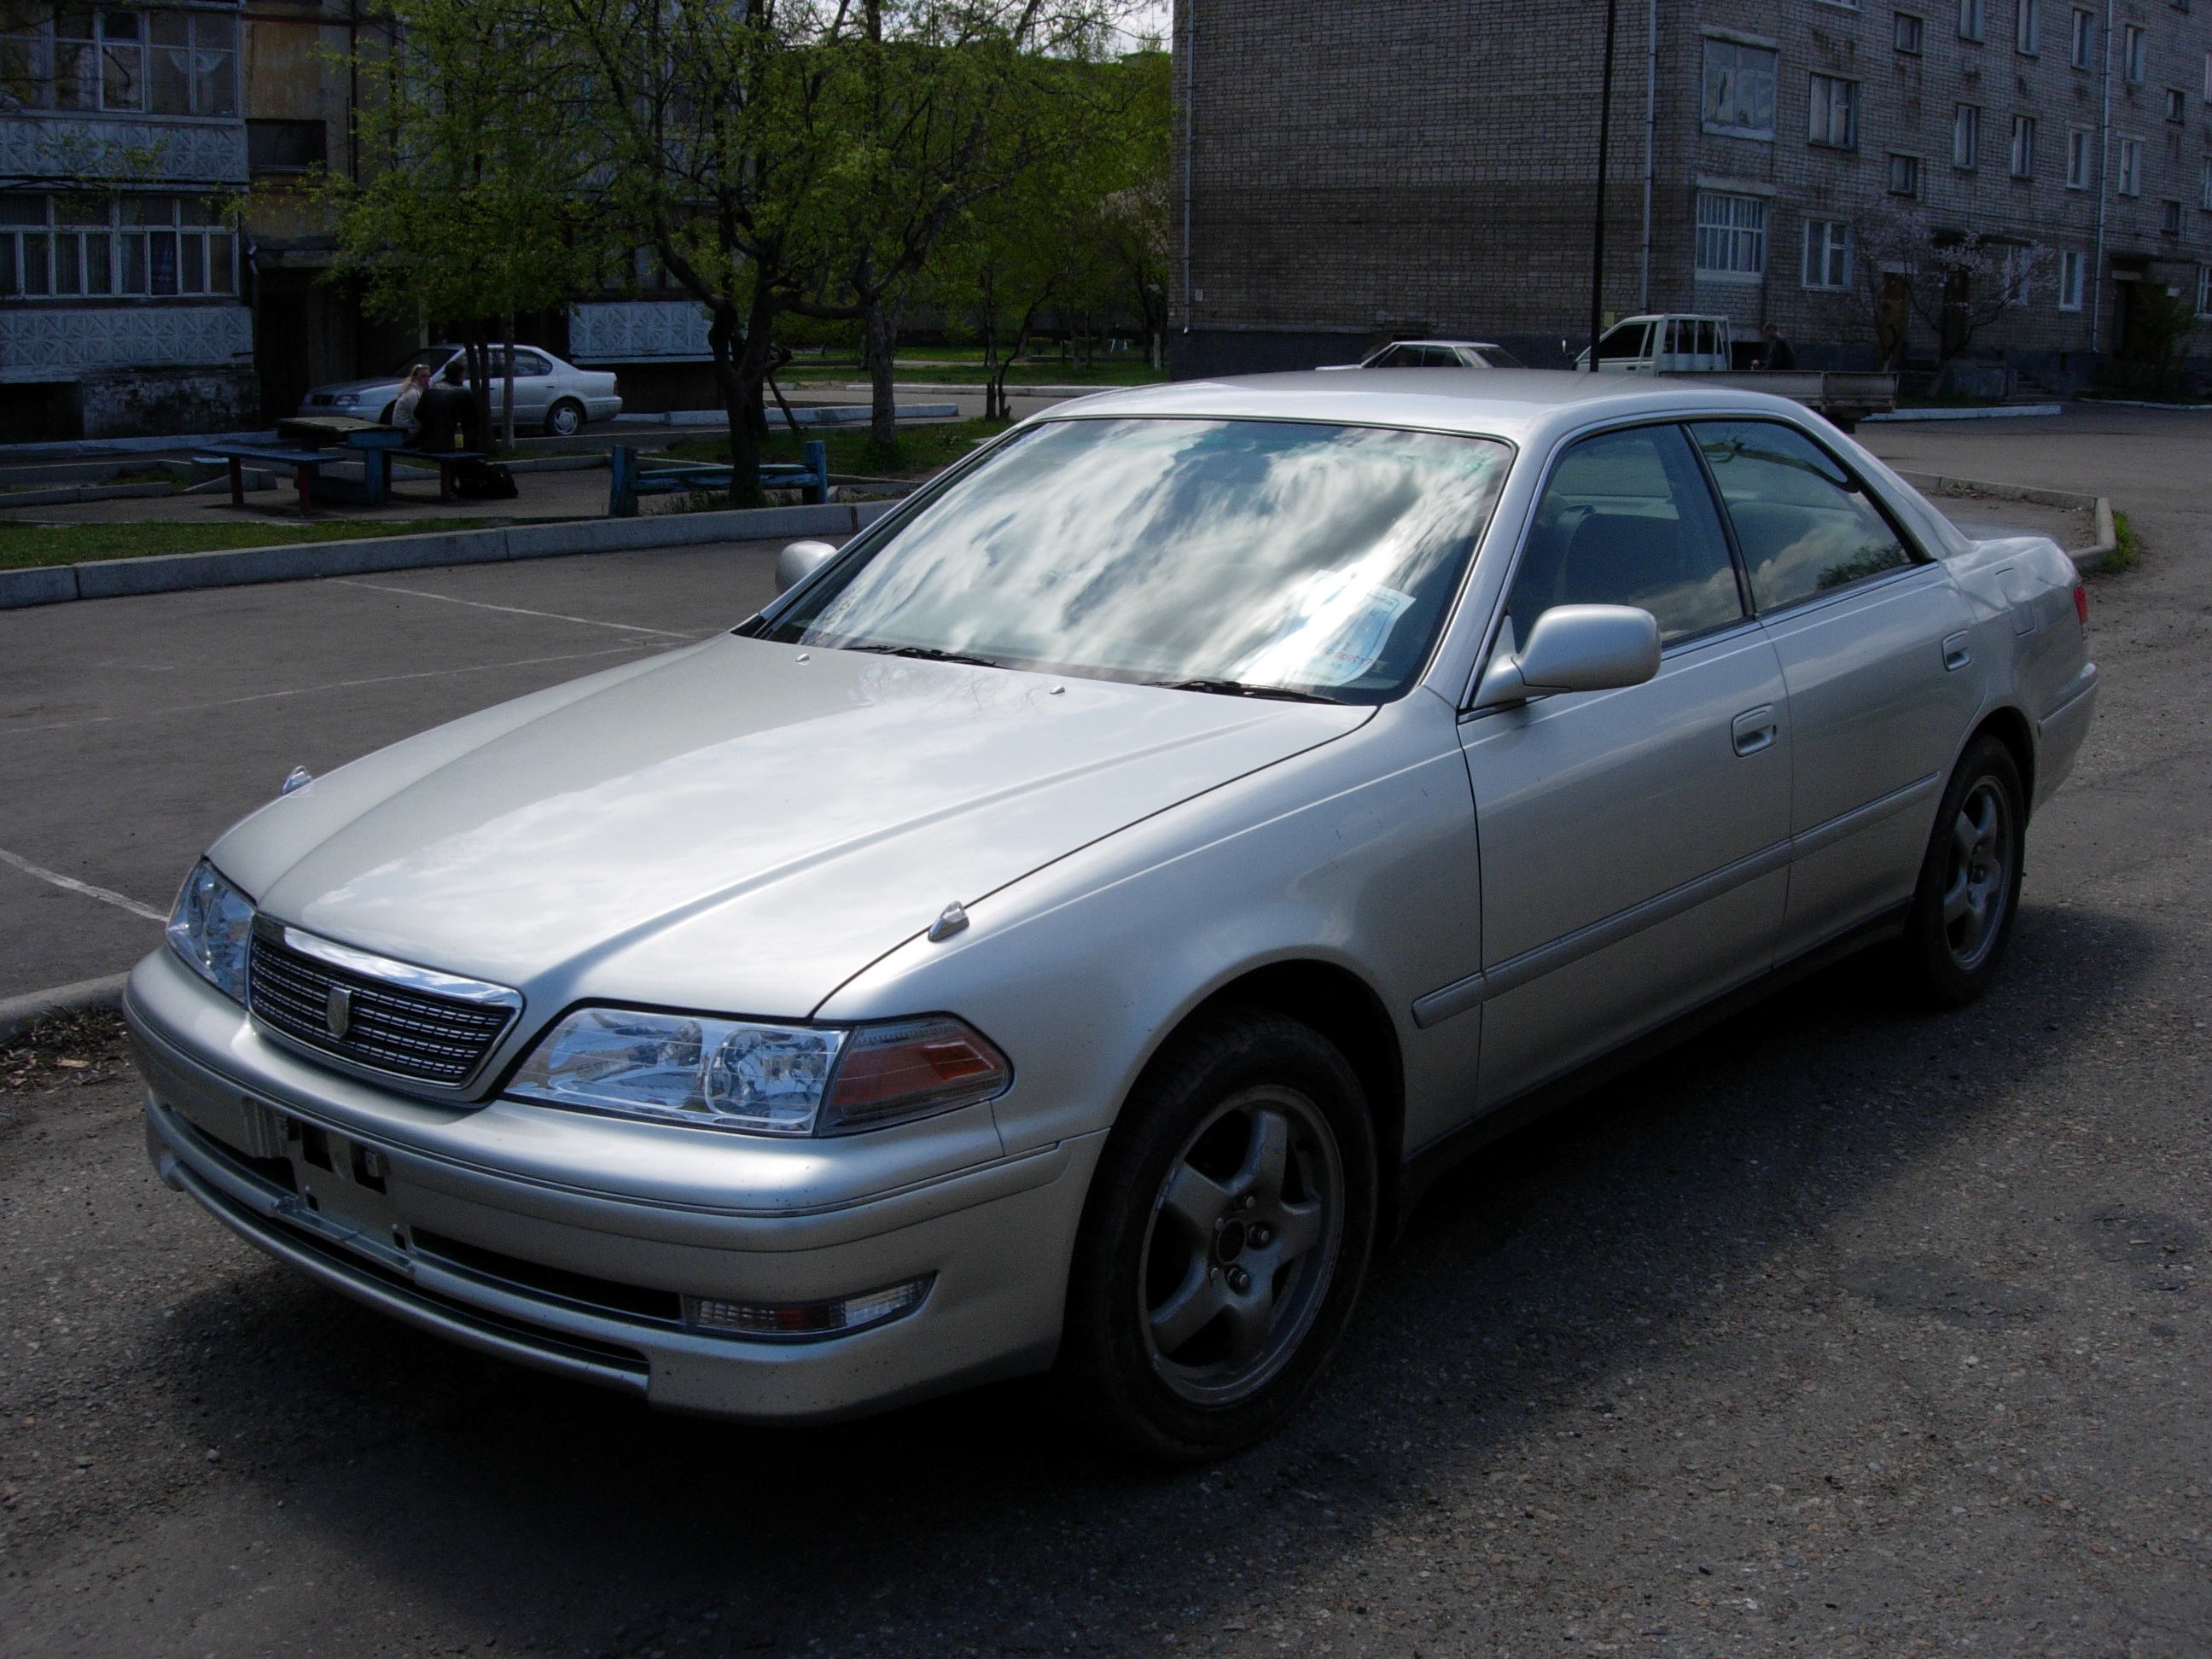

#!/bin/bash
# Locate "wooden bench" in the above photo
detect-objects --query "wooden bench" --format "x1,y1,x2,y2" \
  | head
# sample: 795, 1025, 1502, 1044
608, 440, 827, 518
388, 448, 494, 503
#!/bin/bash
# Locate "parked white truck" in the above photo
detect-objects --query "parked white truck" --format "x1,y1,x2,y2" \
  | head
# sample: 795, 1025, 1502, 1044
1574, 312, 1897, 430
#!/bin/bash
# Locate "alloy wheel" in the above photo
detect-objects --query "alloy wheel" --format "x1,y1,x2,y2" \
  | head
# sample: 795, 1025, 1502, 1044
1941, 777, 2011, 972
1138, 1086, 1345, 1406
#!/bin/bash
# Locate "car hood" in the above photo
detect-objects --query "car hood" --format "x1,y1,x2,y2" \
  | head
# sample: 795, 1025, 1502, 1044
213, 635, 1370, 1020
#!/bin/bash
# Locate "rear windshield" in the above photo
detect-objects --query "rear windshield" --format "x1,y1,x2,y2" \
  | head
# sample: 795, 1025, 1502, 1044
765, 417, 1513, 703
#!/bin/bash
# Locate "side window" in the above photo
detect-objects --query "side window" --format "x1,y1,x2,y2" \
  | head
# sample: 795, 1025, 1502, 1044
1596, 320, 1652, 362
513, 352, 550, 376
1690, 422, 1913, 611
1371, 344, 1419, 367
1505, 424, 1746, 649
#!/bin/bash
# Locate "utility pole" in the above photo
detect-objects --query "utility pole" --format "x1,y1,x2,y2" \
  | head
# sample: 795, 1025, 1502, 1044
1588, 0, 1621, 369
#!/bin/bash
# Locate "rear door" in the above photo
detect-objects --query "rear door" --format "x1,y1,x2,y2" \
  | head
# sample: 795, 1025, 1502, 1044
1455, 422, 1791, 1106
1690, 420, 1980, 958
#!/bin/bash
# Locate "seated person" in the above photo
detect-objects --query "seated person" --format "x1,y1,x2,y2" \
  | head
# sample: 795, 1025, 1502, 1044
413, 360, 485, 454
387, 364, 433, 436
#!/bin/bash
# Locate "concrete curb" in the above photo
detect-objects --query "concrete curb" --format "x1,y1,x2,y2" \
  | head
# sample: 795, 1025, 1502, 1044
0, 972, 131, 1046
1862, 403, 2066, 422
0, 428, 278, 463
1895, 470, 2116, 573
0, 499, 898, 611
0, 480, 175, 509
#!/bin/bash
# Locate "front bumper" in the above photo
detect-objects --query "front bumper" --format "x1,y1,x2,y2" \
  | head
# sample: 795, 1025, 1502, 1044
127, 949, 1103, 1421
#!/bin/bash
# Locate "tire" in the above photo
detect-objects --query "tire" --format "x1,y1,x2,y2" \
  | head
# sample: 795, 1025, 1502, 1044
1058, 1007, 1377, 1463
1896, 733, 2026, 1008
544, 399, 585, 438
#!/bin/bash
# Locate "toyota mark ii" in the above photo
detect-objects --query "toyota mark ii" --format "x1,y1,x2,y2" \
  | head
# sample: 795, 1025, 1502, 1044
129, 371, 2098, 1459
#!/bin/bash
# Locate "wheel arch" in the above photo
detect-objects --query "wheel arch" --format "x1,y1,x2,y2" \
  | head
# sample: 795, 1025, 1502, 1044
1969, 703, 2036, 816
1179, 958, 1406, 1217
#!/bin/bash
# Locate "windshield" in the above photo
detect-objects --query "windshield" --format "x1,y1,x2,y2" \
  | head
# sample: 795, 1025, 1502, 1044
765, 417, 1512, 702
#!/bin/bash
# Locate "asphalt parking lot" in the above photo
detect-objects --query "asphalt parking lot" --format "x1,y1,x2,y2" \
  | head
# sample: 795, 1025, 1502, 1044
2, 408, 2208, 1656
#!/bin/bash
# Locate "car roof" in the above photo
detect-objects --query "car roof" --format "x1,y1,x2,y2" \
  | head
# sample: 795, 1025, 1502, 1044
1377, 339, 1503, 349
1038, 370, 1819, 445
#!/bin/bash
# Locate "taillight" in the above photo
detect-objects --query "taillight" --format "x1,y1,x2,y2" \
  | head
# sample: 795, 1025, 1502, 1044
2074, 582, 2089, 635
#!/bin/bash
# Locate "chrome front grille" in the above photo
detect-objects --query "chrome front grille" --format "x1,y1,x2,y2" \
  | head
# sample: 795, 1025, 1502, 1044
248, 926, 519, 1087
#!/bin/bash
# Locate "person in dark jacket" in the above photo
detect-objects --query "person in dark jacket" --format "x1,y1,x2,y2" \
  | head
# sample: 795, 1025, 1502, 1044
412, 359, 484, 454
1757, 321, 1796, 371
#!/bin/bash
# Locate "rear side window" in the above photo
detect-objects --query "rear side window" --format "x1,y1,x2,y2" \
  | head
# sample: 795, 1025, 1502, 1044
1506, 424, 1745, 648
1691, 421, 1912, 611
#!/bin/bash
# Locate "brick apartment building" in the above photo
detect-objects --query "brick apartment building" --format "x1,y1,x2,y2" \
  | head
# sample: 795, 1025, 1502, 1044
1169, 0, 2212, 387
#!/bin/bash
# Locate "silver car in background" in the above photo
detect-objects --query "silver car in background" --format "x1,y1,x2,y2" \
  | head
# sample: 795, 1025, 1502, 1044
1319, 339, 1526, 370
298, 345, 622, 436
131, 371, 2096, 1461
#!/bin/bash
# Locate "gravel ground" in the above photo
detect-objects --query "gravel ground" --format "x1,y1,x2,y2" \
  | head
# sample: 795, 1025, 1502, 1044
2, 409, 2208, 1657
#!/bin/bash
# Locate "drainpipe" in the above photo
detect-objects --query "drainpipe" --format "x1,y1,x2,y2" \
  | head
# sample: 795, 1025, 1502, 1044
2090, 0, 2113, 354
1639, 0, 1656, 310
1180, 0, 1196, 335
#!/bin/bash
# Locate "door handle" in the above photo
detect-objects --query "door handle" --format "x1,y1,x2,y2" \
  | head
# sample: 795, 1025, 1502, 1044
1731, 705, 1778, 757
1942, 631, 1972, 672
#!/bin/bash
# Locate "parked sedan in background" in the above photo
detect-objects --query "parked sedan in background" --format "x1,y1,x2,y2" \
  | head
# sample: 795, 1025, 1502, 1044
133, 373, 2094, 1463
1319, 339, 1525, 370
299, 346, 621, 436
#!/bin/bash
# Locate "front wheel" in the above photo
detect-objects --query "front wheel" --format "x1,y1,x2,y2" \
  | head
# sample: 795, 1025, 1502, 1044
1897, 734, 2025, 1007
544, 399, 585, 438
1058, 1008, 1377, 1462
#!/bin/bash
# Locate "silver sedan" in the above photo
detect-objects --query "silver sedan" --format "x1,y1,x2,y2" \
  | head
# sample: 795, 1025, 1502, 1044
131, 372, 2096, 1460
298, 346, 622, 436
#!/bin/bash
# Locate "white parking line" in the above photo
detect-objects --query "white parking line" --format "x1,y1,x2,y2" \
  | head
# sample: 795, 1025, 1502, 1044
329, 579, 706, 638
0, 641, 661, 736
0, 846, 166, 922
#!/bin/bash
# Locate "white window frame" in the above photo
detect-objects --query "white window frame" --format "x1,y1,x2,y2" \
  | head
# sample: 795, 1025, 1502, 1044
2016, 0, 2040, 54
2000, 247, 2034, 307
2163, 199, 2184, 237
2201, 157, 2212, 211
2066, 126, 2093, 188
2071, 9, 2096, 70
2199, 265, 2212, 318
1803, 218, 1854, 289
1703, 38, 1779, 139
1895, 12, 1925, 52
2058, 249, 2086, 310
1889, 151, 1923, 195
1959, 0, 1987, 41
0, 8, 236, 118
0, 194, 237, 300
2122, 24, 2145, 84
1696, 191, 1769, 280
2118, 136, 2142, 195
1808, 74, 1860, 148
1954, 103, 1982, 167
2009, 114, 2037, 177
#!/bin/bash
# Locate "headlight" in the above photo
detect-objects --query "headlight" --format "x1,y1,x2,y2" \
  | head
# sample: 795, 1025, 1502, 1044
166, 859, 254, 1004
505, 1007, 1010, 1137
330, 392, 358, 406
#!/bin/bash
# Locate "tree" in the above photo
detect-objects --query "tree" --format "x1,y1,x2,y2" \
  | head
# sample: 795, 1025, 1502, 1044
1851, 203, 2052, 369
318, 0, 602, 446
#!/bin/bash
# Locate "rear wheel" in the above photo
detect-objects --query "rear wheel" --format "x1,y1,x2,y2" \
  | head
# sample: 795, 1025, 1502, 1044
544, 399, 585, 438
1058, 1008, 1377, 1462
1897, 734, 2025, 1007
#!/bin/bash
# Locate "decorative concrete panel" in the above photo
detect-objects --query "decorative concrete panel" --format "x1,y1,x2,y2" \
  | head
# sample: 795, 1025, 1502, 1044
0, 116, 248, 186
569, 300, 714, 363
0, 305, 253, 381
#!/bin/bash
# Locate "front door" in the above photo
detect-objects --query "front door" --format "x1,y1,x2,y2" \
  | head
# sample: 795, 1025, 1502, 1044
1690, 420, 1979, 958
1457, 422, 1793, 1108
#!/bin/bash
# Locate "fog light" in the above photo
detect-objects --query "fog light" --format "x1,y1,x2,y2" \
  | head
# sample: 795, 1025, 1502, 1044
684, 1275, 933, 1342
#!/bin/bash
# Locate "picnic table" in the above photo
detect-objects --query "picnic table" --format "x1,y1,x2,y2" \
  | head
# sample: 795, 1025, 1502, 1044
201, 428, 489, 512
608, 439, 828, 518
198, 445, 349, 515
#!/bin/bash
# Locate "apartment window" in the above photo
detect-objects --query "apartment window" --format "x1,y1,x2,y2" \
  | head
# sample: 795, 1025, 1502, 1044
2058, 248, 2086, 309
2167, 88, 2186, 121
1803, 218, 1854, 288
1696, 191, 1769, 276
1889, 151, 1923, 194
2199, 265, 2212, 317
2070, 8, 2095, 68
0, 195, 235, 300
2016, 0, 2040, 52
1955, 103, 1982, 166
0, 8, 235, 116
2123, 24, 2145, 83
2163, 199, 2185, 235
2066, 126, 2093, 186
1959, 0, 1987, 39
2202, 156, 2212, 208
2008, 115, 2037, 177
2118, 136, 2142, 194
2000, 246, 2034, 305
1896, 11, 1925, 50
1809, 75, 1860, 148
1703, 39, 1778, 138
247, 119, 328, 177
2205, 49, 2211, 100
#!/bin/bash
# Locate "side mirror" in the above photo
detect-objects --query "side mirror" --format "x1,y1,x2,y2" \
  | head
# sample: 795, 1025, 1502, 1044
1474, 604, 1661, 709
774, 538, 838, 595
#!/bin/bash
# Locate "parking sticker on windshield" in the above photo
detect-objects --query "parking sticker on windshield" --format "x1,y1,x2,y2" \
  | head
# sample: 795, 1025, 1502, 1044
1239, 571, 1415, 689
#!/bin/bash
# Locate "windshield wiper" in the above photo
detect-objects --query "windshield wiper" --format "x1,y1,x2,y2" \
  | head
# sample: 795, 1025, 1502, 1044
844, 644, 1005, 669
1152, 678, 1340, 703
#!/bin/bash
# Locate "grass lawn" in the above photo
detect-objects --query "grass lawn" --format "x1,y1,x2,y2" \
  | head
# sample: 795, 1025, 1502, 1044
668, 416, 1010, 479
0, 517, 490, 572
